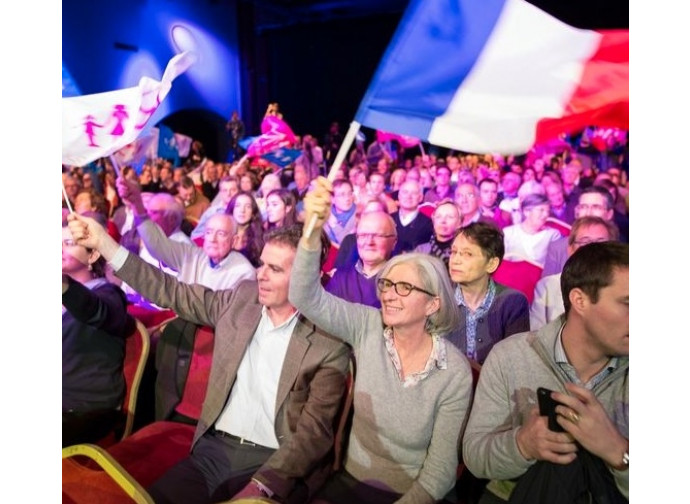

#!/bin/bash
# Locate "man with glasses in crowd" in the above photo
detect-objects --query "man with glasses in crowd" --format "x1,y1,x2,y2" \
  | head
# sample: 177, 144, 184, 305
530, 216, 619, 330
117, 176, 255, 291
325, 211, 398, 308
542, 186, 620, 278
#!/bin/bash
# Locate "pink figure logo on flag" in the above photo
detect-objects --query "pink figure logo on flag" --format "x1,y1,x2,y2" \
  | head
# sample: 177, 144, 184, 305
110, 104, 129, 136
63, 51, 196, 167
83, 115, 105, 147
135, 91, 163, 130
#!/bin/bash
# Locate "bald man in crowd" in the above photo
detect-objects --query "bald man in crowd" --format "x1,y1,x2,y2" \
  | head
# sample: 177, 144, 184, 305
117, 176, 255, 291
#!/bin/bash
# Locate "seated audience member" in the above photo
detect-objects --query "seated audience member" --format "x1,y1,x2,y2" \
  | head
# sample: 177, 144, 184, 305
530, 216, 619, 330
326, 211, 397, 308
119, 192, 192, 280
255, 172, 283, 221
423, 165, 455, 204
391, 179, 434, 252
67, 217, 351, 504
190, 175, 240, 241
542, 185, 621, 277
446, 222, 530, 364
478, 178, 511, 229
158, 163, 177, 194
323, 179, 358, 248
287, 161, 312, 221
333, 199, 391, 271
226, 191, 265, 268
74, 188, 121, 242
200, 161, 221, 202
545, 181, 574, 224
463, 242, 629, 502
63, 213, 136, 447
177, 175, 211, 225
117, 177, 255, 290
63, 172, 82, 209
388, 167, 407, 199
364, 172, 398, 213
264, 188, 298, 231
594, 178, 629, 243
414, 199, 463, 270
498, 171, 522, 225
291, 177, 474, 504
502, 193, 561, 267
455, 183, 497, 228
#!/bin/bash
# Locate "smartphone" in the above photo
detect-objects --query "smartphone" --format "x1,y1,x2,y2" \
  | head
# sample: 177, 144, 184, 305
537, 387, 565, 432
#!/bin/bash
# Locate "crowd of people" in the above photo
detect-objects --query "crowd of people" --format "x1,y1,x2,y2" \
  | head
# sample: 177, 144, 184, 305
62, 120, 629, 503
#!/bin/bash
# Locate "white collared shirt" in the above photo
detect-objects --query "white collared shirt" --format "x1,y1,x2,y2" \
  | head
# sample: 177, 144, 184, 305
214, 307, 299, 448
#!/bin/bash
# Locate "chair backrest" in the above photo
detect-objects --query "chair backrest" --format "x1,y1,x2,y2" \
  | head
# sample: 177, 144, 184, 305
544, 217, 572, 237
418, 202, 436, 218
62, 443, 154, 504
173, 325, 215, 421
493, 257, 543, 304
120, 319, 150, 440
333, 353, 356, 471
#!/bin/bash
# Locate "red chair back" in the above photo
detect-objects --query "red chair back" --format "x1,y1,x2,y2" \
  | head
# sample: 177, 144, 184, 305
544, 217, 572, 237
418, 202, 436, 218
493, 258, 543, 304
104, 325, 215, 488
97, 319, 150, 447
173, 326, 214, 420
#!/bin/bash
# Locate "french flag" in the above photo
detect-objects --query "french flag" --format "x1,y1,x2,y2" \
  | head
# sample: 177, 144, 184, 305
355, 0, 628, 155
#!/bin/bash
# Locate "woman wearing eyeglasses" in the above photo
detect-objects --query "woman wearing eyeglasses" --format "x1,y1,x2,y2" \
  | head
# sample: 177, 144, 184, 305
289, 177, 473, 504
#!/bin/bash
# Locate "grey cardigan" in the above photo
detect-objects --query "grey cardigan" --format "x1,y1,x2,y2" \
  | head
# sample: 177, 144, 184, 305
289, 245, 474, 503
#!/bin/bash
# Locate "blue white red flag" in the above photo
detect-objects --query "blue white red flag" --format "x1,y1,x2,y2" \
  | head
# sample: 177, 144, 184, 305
62, 51, 196, 166
355, 0, 628, 154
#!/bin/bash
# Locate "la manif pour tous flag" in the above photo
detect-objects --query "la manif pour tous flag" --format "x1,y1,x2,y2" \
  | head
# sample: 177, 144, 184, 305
355, 0, 628, 154
62, 51, 196, 166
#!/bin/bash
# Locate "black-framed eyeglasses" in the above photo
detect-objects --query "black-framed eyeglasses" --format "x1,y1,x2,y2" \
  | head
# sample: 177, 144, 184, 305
377, 277, 435, 297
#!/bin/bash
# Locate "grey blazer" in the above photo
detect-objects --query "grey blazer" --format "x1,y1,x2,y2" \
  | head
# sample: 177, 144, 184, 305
116, 252, 350, 500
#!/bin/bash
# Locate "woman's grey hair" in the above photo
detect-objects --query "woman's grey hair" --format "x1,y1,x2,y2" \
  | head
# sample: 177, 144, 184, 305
377, 252, 460, 336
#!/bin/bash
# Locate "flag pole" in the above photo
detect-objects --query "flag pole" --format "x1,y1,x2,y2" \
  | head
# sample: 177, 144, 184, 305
304, 120, 361, 239
62, 182, 74, 214
109, 155, 121, 178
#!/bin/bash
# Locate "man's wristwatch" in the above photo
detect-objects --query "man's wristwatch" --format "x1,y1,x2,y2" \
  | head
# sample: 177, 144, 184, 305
622, 450, 629, 467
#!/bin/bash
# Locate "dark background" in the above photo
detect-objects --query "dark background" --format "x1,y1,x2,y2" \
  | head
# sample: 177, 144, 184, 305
63, 0, 629, 161
243, 0, 628, 137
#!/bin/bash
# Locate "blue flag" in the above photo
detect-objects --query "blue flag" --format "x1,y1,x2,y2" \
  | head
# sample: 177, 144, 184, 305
262, 148, 302, 169
239, 136, 259, 151
158, 125, 180, 165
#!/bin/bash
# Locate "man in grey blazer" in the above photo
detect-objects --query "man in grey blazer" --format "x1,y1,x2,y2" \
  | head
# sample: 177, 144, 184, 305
68, 215, 350, 504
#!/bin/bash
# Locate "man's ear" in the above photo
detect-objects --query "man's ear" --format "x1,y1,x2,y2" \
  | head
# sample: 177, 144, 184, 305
87, 249, 102, 266
568, 287, 589, 314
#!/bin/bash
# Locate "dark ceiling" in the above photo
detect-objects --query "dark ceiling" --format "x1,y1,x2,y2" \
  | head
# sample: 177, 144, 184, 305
246, 0, 409, 32
244, 0, 629, 32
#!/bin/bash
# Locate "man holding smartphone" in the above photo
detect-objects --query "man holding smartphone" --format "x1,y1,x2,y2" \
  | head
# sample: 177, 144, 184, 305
462, 241, 629, 502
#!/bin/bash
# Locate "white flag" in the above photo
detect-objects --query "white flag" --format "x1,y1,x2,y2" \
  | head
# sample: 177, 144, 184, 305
111, 127, 160, 166
173, 132, 194, 157
62, 51, 196, 166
